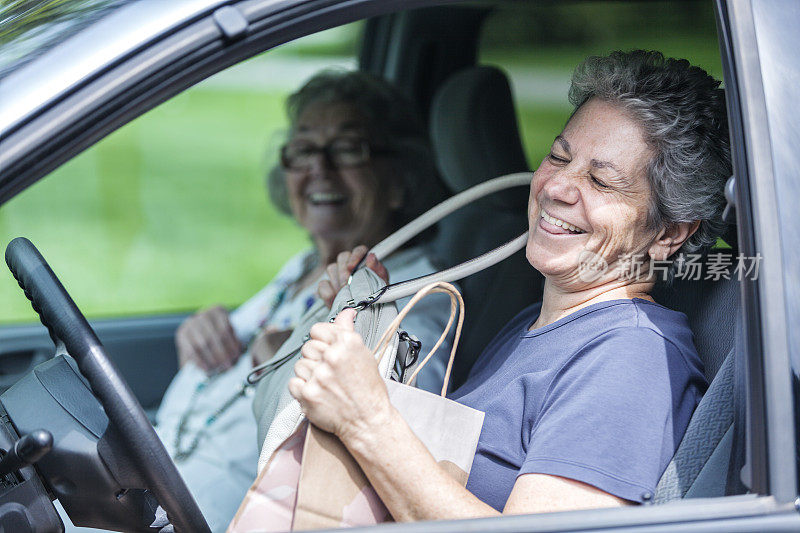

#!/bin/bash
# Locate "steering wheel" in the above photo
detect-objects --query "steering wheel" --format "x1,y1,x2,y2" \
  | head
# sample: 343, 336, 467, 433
5, 237, 210, 533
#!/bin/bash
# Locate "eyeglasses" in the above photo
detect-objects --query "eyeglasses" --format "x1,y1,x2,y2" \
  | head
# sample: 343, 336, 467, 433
280, 139, 389, 170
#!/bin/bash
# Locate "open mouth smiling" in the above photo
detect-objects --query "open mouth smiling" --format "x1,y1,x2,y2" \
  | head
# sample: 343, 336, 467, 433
539, 209, 587, 235
307, 192, 348, 206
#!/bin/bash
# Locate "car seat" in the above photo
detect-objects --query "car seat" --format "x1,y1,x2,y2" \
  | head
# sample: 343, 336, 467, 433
653, 226, 743, 501
427, 65, 543, 389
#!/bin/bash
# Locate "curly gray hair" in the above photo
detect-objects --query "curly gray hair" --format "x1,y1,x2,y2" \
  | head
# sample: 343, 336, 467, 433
267, 69, 447, 235
568, 50, 732, 278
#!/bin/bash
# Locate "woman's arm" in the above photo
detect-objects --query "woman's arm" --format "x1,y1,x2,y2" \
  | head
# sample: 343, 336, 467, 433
344, 401, 498, 521
288, 310, 628, 522
505, 474, 630, 514
343, 391, 628, 521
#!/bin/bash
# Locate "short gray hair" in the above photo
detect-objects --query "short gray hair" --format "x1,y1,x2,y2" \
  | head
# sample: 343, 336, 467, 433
569, 50, 731, 277
267, 69, 447, 232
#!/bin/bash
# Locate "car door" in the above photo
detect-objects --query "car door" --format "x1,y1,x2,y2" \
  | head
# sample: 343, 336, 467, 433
0, 0, 797, 531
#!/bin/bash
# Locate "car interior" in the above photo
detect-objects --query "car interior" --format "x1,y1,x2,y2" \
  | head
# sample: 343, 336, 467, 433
0, 1, 757, 531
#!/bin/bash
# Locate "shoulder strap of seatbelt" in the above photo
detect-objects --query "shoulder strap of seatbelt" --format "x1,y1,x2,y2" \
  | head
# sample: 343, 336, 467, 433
358, 172, 531, 305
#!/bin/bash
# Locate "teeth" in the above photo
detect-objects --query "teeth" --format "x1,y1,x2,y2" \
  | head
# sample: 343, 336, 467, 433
308, 192, 346, 203
540, 210, 585, 234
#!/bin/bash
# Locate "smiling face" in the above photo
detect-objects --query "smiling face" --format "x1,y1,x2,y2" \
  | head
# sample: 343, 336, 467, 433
526, 98, 661, 290
284, 101, 402, 254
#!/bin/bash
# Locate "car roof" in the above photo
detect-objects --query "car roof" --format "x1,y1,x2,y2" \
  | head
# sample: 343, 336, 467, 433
0, 0, 227, 135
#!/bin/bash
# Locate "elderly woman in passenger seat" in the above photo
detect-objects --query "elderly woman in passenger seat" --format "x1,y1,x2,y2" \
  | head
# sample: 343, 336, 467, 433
291, 50, 730, 517
154, 70, 453, 531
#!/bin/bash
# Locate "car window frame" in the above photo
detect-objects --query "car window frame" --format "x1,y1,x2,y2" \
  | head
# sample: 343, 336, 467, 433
721, 0, 798, 503
748, 0, 800, 497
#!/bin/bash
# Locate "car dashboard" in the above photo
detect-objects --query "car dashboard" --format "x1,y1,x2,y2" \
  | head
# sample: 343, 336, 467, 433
0, 353, 164, 532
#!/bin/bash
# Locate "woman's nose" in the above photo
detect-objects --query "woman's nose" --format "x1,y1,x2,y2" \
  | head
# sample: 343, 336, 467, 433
542, 168, 580, 205
306, 152, 336, 179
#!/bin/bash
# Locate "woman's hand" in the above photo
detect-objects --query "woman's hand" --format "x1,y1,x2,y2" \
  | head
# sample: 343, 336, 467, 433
175, 305, 242, 373
317, 245, 389, 308
249, 326, 293, 367
288, 308, 393, 438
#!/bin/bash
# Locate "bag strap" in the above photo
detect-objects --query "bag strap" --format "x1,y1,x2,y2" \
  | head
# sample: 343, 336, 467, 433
355, 172, 531, 306
370, 282, 464, 397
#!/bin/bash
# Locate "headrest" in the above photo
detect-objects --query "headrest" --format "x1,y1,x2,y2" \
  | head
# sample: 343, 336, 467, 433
430, 66, 530, 209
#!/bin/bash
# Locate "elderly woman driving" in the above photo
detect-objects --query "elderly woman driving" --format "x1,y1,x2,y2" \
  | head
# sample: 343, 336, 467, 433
290, 50, 729, 517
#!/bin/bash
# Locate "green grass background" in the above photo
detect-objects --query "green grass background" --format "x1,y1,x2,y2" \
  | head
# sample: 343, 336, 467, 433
0, 89, 310, 321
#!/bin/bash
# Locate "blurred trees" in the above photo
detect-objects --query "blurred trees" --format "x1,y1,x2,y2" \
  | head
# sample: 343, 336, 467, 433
482, 1, 717, 49
0, 0, 122, 75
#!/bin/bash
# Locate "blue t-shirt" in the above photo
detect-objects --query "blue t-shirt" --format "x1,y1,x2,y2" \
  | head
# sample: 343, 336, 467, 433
450, 298, 707, 510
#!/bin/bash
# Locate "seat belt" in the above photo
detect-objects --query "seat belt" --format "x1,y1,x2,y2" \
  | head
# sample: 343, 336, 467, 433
351, 172, 531, 306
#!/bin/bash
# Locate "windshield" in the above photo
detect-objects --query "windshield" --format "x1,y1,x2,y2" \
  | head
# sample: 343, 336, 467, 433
0, 0, 130, 79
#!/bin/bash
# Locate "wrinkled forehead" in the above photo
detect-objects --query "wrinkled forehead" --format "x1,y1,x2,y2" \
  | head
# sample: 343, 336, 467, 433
291, 101, 370, 141
562, 98, 654, 180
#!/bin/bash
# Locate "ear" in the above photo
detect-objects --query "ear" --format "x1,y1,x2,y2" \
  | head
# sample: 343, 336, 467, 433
649, 220, 701, 261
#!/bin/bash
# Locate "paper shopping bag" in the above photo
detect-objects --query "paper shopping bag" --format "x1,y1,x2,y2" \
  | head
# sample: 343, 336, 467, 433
292, 380, 484, 530
292, 282, 484, 530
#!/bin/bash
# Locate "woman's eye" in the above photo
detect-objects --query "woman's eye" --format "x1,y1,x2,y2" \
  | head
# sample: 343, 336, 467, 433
331, 140, 362, 151
591, 175, 610, 189
335, 145, 360, 154
289, 145, 315, 156
548, 153, 568, 164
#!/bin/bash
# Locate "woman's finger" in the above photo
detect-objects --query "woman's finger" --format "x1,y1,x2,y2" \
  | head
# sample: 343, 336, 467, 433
287, 377, 305, 401
177, 307, 233, 371
194, 314, 232, 369
365, 253, 389, 283
336, 251, 351, 286
184, 327, 216, 372
317, 279, 336, 307
326, 263, 340, 288
309, 321, 337, 343
301, 339, 327, 360
347, 245, 369, 272
175, 332, 197, 368
207, 306, 241, 364
333, 308, 357, 330
293, 357, 315, 381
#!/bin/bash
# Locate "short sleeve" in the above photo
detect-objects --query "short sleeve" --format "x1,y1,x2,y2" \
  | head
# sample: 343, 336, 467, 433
520, 326, 689, 502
